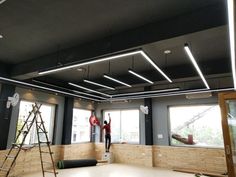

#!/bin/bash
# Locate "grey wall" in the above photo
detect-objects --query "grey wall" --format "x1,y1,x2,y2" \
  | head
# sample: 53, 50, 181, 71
152, 94, 218, 145
7, 87, 65, 147
95, 99, 146, 145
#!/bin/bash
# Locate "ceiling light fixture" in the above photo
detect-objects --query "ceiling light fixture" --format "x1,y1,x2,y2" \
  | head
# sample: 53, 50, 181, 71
72, 90, 107, 99
227, 0, 236, 90
32, 79, 105, 99
184, 44, 210, 89
38, 50, 172, 83
112, 87, 179, 97
104, 88, 233, 102
0, 77, 99, 101
128, 69, 153, 84
69, 82, 111, 97
103, 74, 132, 87
0, 35, 3, 39
84, 79, 115, 90
140, 51, 172, 83
0, 0, 6, 4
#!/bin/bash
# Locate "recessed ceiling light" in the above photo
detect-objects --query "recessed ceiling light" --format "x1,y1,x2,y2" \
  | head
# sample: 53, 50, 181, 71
0, 35, 3, 39
164, 50, 171, 54
0, 0, 6, 5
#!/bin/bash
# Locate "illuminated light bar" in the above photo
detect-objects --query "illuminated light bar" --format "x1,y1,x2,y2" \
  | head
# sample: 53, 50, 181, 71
184, 44, 210, 89
38, 50, 172, 83
227, 0, 236, 90
103, 74, 132, 87
84, 79, 115, 90
69, 82, 111, 97
140, 51, 172, 83
0, 77, 99, 101
72, 90, 107, 99
128, 69, 153, 84
104, 88, 233, 102
112, 88, 179, 97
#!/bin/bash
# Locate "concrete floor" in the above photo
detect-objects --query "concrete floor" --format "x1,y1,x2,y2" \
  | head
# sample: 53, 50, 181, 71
20, 164, 195, 177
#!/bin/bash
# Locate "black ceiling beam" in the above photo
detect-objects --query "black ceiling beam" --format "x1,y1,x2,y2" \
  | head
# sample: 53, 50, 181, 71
11, 3, 226, 80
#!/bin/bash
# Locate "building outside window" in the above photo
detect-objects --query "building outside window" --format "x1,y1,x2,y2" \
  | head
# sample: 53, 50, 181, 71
16, 100, 56, 145
103, 109, 139, 144
169, 104, 224, 147
71, 108, 91, 143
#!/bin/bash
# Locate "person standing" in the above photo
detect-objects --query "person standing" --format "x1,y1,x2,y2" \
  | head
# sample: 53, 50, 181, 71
101, 113, 111, 152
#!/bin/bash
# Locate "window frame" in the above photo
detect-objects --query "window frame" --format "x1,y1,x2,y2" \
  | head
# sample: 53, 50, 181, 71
168, 103, 224, 149
16, 99, 57, 145
102, 108, 140, 144
71, 108, 92, 144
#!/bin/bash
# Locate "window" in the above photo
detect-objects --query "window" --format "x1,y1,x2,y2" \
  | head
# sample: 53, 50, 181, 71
71, 108, 91, 143
169, 104, 224, 147
104, 109, 139, 144
16, 100, 56, 145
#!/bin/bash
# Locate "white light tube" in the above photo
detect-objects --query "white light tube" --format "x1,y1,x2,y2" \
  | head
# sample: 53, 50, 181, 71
39, 51, 141, 75
112, 88, 179, 97
38, 50, 172, 83
103, 74, 132, 87
184, 44, 210, 89
140, 51, 172, 83
0, 77, 99, 101
227, 0, 236, 90
128, 69, 153, 84
69, 82, 111, 97
72, 90, 107, 99
84, 79, 115, 90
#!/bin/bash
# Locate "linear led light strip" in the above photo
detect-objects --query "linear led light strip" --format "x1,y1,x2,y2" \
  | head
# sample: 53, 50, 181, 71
128, 69, 153, 84
32, 79, 107, 100
103, 74, 132, 87
72, 90, 107, 99
69, 82, 112, 97
104, 88, 234, 102
112, 88, 180, 97
0, 0, 6, 4
0, 77, 100, 101
227, 0, 236, 90
84, 79, 115, 90
38, 50, 172, 83
184, 44, 210, 89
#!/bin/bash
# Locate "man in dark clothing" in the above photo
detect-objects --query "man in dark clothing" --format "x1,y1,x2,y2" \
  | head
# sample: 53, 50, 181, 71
102, 113, 111, 152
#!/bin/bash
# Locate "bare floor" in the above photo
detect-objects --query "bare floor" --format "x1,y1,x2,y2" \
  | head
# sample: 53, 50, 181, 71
20, 164, 194, 177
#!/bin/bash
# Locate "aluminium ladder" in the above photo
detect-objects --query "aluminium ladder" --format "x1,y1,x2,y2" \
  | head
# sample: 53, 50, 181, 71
0, 103, 57, 177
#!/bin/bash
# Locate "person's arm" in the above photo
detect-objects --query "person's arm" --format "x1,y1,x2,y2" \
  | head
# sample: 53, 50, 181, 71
108, 113, 111, 125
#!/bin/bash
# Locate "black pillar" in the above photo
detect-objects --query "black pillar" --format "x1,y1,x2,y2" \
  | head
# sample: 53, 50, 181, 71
145, 97, 153, 145
62, 97, 74, 145
0, 84, 15, 150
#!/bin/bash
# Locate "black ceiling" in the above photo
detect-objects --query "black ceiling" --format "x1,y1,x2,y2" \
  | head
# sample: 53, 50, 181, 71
0, 0, 232, 101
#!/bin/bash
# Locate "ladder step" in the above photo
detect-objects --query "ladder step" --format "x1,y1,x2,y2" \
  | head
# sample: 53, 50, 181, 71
39, 141, 51, 144
5, 155, 15, 159
18, 130, 28, 134
0, 168, 9, 172
40, 151, 53, 154
43, 170, 58, 174
42, 161, 52, 164
38, 131, 48, 133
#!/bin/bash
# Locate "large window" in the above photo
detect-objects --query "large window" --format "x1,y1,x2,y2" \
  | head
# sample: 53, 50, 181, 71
104, 109, 139, 144
71, 108, 91, 143
169, 104, 224, 147
16, 100, 56, 145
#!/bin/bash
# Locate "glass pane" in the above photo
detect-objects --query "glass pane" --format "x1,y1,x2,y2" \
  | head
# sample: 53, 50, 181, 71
169, 105, 223, 147
121, 110, 139, 143
71, 109, 91, 143
16, 101, 55, 145
104, 111, 121, 142
226, 100, 236, 169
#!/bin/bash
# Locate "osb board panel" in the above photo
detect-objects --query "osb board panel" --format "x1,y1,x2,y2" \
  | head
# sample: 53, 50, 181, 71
153, 146, 227, 173
61, 143, 95, 160
95, 143, 153, 167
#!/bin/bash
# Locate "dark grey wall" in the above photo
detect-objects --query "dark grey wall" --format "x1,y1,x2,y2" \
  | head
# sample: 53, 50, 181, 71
7, 87, 65, 147
152, 94, 218, 145
95, 99, 146, 145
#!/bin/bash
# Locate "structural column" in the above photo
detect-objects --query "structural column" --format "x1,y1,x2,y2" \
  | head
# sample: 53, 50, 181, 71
144, 97, 153, 145
62, 97, 74, 145
0, 84, 15, 150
